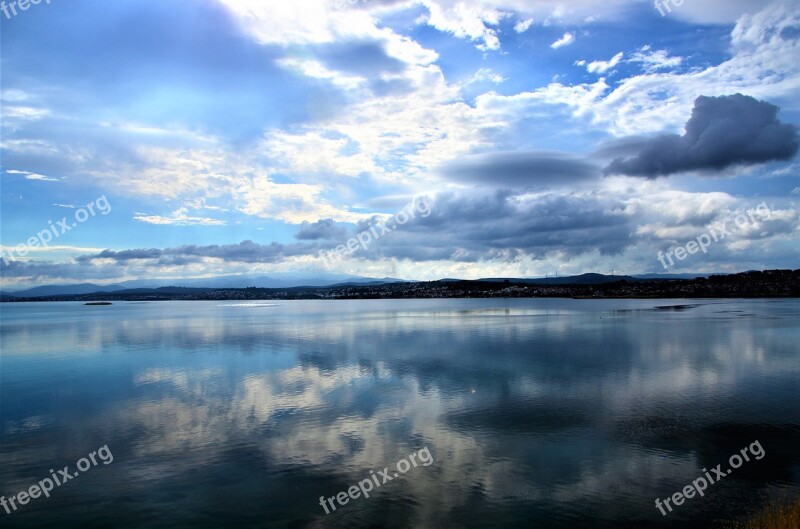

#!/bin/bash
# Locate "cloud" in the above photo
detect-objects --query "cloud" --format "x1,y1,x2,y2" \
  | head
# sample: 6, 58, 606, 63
419, 1, 506, 50
133, 208, 227, 226
439, 151, 599, 187
295, 219, 347, 240
24, 173, 61, 182
604, 94, 800, 178
401, 191, 634, 259
414, 0, 642, 51
628, 46, 683, 73
6, 169, 61, 182
585, 52, 624, 74
76, 240, 314, 265
515, 3, 800, 137
65, 191, 634, 267
550, 32, 575, 49
5, 190, 799, 284
0, 245, 105, 255
514, 18, 533, 33
410, 0, 765, 51
3, 0, 799, 286
467, 68, 506, 85
313, 39, 409, 79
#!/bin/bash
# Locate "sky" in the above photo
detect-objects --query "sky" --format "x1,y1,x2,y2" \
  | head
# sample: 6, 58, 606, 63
0, 0, 799, 287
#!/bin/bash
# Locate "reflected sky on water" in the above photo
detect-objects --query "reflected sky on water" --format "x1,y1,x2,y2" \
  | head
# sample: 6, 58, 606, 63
1, 299, 799, 528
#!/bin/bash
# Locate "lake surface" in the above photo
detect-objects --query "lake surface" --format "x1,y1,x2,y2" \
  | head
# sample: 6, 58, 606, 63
1, 299, 798, 528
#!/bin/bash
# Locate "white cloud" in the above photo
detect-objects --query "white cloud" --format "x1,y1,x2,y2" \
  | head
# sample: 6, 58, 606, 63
262, 130, 380, 178
467, 67, 506, 84
628, 46, 683, 73
2, 106, 50, 120
406, 0, 766, 51
276, 56, 365, 90
133, 207, 227, 226
24, 173, 61, 182
218, 0, 439, 65
0, 89, 29, 102
585, 52, 624, 74
218, 0, 360, 45
514, 17, 533, 33
513, 2, 800, 136
0, 245, 105, 254
233, 176, 372, 224
420, 1, 507, 50
17, 2, 796, 234
6, 169, 61, 182
550, 32, 575, 49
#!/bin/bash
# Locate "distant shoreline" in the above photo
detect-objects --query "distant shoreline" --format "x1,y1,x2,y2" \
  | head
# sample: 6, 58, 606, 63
2, 270, 797, 302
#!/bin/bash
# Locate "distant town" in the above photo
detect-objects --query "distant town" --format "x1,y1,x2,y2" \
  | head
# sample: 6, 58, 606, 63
2, 270, 797, 302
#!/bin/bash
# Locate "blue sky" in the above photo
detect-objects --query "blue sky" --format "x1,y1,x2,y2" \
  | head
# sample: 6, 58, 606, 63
1, 0, 798, 287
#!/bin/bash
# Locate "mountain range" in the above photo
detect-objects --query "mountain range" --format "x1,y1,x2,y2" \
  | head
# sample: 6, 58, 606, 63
0, 272, 710, 298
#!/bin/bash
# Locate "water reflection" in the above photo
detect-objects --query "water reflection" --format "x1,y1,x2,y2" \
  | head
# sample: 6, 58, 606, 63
1, 299, 798, 528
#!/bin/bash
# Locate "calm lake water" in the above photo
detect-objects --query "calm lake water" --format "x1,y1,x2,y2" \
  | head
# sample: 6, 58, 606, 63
1, 299, 798, 528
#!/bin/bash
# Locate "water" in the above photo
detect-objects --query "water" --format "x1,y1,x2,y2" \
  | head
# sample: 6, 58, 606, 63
1, 299, 798, 528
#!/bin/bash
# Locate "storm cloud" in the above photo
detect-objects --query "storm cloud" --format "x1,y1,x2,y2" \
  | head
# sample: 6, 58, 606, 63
440, 151, 600, 187
604, 94, 800, 177
338, 191, 636, 262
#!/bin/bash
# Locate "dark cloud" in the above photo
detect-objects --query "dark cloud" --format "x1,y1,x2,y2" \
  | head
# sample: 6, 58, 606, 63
345, 191, 634, 262
424, 192, 632, 256
81, 248, 164, 262
295, 219, 347, 240
65, 192, 635, 268
75, 241, 316, 265
592, 136, 654, 161
315, 40, 406, 76
440, 151, 600, 187
309, 39, 415, 96
4, 192, 799, 284
604, 94, 800, 178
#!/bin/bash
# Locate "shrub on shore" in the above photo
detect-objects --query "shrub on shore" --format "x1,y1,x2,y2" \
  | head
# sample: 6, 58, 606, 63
725, 497, 800, 529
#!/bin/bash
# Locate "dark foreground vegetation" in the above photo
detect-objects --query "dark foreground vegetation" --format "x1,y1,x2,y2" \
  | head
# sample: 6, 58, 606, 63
723, 496, 800, 529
